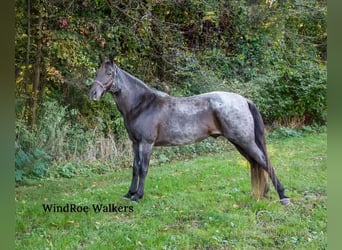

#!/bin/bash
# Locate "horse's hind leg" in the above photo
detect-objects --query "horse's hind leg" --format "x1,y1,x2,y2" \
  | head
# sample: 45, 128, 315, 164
233, 142, 289, 204
234, 144, 269, 198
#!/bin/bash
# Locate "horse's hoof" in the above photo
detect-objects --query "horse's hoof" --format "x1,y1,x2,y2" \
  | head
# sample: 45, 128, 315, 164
131, 195, 142, 203
280, 198, 291, 206
123, 193, 133, 200
123, 196, 131, 201
131, 198, 139, 203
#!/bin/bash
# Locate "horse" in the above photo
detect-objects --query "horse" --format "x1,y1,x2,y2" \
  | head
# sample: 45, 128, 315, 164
89, 56, 290, 206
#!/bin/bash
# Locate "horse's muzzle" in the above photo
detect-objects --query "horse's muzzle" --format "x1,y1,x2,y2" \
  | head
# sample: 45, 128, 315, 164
90, 87, 102, 101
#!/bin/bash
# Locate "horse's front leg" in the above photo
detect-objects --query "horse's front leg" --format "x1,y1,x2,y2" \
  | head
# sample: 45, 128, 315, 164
123, 143, 139, 200
131, 141, 153, 202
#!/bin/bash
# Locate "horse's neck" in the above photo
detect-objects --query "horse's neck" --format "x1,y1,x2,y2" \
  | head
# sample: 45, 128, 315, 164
113, 68, 155, 117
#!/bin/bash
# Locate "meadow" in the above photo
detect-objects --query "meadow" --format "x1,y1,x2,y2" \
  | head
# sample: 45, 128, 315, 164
15, 131, 327, 249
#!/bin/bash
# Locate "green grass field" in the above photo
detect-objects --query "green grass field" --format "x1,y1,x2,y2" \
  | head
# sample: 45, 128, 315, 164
15, 132, 327, 249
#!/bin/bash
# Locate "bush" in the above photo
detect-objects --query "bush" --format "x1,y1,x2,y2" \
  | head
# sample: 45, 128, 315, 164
248, 61, 326, 125
35, 100, 71, 158
174, 53, 228, 96
268, 125, 326, 140
15, 99, 132, 181
15, 146, 51, 181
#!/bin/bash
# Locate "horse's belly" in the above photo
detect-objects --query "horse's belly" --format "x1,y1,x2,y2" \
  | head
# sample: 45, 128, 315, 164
155, 128, 207, 146
155, 113, 220, 146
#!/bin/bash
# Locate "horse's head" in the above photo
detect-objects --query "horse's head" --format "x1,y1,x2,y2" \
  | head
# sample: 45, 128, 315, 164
89, 55, 117, 101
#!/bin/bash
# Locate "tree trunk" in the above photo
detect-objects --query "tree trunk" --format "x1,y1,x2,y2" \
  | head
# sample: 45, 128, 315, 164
24, 0, 31, 94
28, 14, 43, 127
22, 0, 31, 121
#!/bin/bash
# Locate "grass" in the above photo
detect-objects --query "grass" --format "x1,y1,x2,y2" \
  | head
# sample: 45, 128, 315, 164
15, 132, 327, 249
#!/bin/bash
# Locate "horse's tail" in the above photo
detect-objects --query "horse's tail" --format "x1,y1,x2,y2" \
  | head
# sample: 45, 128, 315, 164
247, 100, 270, 199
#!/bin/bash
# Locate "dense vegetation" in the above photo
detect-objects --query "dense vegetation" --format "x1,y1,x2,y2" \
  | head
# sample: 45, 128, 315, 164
15, 0, 327, 181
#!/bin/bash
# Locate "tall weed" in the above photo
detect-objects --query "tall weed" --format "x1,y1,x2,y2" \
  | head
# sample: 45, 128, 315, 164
15, 100, 132, 181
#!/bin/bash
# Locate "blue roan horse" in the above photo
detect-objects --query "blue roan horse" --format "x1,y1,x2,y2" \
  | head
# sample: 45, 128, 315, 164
89, 57, 290, 205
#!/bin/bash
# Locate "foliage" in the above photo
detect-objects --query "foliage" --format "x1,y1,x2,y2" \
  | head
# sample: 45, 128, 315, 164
250, 60, 327, 125
268, 125, 326, 140
15, 0, 327, 179
15, 100, 132, 181
15, 147, 51, 181
15, 132, 327, 249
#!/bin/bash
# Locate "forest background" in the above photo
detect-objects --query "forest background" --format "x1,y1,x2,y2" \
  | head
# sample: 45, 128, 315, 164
15, 0, 327, 181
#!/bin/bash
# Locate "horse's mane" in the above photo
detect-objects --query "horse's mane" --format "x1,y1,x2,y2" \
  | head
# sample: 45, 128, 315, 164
119, 67, 169, 97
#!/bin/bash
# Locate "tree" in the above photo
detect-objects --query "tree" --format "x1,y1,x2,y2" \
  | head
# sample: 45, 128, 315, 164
15, 0, 327, 178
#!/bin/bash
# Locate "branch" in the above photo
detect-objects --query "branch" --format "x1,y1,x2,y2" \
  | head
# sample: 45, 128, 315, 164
106, 0, 141, 23
295, 4, 327, 13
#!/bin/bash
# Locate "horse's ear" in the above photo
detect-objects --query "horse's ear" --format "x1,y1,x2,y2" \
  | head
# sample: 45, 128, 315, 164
99, 54, 104, 65
109, 53, 115, 64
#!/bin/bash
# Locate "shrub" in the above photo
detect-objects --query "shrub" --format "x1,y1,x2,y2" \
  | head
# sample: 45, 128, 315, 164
249, 61, 326, 125
15, 146, 51, 181
15, 99, 133, 181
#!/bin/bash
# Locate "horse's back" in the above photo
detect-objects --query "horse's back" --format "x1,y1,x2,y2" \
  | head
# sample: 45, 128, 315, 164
159, 91, 252, 125
165, 91, 247, 107
203, 91, 248, 106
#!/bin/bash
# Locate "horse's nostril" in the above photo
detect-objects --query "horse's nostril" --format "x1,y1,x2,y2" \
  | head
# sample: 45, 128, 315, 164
90, 90, 97, 101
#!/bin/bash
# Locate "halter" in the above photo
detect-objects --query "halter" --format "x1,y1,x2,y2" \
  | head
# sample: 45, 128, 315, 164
94, 67, 120, 94
94, 79, 113, 89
